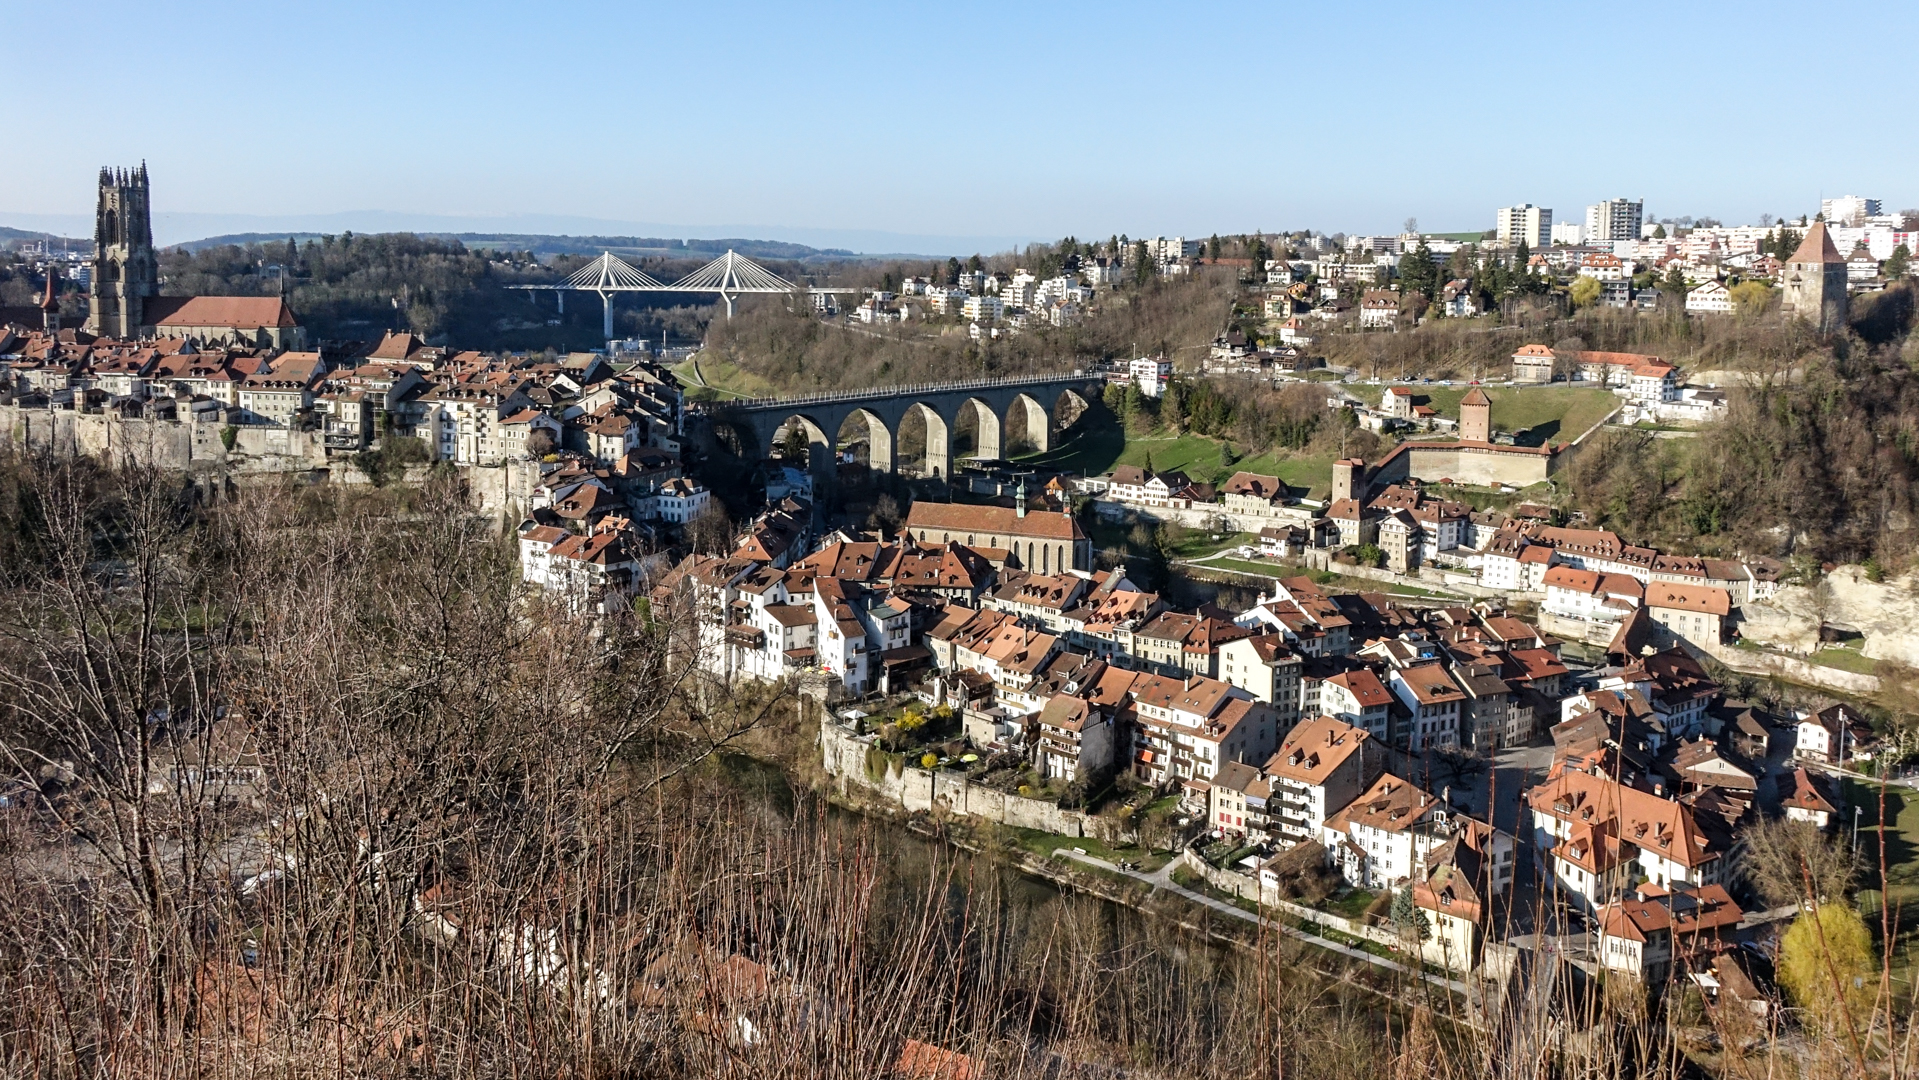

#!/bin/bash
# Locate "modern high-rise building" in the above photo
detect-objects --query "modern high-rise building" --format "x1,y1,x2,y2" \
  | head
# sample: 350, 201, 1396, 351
1583, 199, 1644, 244
1494, 204, 1552, 249
1820, 195, 1881, 227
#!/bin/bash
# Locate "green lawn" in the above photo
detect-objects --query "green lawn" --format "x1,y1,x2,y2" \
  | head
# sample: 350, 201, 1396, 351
1844, 778, 1919, 993
1009, 827, 1171, 871
1015, 424, 1334, 496
1193, 557, 1461, 599
1167, 530, 1260, 559
1377, 384, 1619, 445
1322, 887, 1378, 921
1205, 563, 1458, 606
1807, 645, 1883, 675
672, 355, 779, 400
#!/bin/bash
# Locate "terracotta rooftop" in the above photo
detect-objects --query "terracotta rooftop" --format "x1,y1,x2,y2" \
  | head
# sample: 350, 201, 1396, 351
1787, 221, 1844, 265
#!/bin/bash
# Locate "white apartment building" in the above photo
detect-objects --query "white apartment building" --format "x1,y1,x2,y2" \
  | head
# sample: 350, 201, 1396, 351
1585, 199, 1644, 244
1217, 634, 1303, 724
1685, 281, 1733, 313
1320, 669, 1393, 740
1821, 195, 1881, 227
1264, 716, 1372, 845
1003, 270, 1038, 311
655, 477, 710, 524
1131, 356, 1171, 397
961, 295, 1003, 324
1495, 204, 1553, 249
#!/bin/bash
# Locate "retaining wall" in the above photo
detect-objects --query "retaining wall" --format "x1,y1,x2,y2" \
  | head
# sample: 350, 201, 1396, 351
819, 718, 1117, 839
1175, 849, 1408, 950
2, 405, 539, 516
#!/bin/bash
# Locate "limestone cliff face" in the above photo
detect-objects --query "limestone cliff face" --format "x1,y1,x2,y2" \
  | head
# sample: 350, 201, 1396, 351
1738, 566, 1919, 667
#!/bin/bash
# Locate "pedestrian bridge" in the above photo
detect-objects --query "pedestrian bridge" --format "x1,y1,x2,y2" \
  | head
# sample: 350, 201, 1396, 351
696, 371, 1108, 479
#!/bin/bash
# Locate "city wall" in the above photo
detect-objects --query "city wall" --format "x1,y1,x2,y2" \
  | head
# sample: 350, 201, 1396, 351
819, 717, 1121, 839
1, 405, 535, 517
1371, 443, 1555, 489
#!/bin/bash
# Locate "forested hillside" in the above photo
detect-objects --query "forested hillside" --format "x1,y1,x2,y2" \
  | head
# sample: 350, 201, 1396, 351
699, 268, 1238, 392
1566, 283, 1919, 566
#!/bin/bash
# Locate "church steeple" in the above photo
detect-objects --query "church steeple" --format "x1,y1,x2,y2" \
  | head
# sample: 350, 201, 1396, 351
39, 265, 59, 333
85, 164, 157, 339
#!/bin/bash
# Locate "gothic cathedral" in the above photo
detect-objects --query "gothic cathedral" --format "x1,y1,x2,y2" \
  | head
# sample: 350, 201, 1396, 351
84, 165, 158, 339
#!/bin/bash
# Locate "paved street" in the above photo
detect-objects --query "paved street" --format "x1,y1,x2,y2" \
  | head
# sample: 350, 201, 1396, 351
1058, 849, 1472, 995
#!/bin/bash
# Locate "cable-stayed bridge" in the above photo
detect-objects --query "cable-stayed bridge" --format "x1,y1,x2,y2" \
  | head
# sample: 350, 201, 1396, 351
507, 249, 858, 338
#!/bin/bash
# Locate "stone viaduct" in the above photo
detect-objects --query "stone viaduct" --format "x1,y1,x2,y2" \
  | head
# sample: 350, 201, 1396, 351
696, 371, 1107, 481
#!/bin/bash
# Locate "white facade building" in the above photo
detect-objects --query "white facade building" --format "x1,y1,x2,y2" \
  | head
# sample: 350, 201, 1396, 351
1495, 204, 1553, 249
1585, 199, 1644, 245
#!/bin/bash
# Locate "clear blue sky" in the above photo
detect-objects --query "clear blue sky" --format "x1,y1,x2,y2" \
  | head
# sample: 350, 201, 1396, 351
6, 1, 1913, 252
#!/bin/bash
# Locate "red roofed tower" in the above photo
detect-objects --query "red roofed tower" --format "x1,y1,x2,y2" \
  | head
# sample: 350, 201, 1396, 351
1459, 388, 1492, 443
1781, 221, 1847, 334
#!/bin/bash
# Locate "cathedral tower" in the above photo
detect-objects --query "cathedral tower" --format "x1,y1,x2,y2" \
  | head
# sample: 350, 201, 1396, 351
85, 164, 157, 339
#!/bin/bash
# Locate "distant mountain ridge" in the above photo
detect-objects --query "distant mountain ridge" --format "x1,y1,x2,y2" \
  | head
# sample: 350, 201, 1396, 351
174, 231, 859, 262
0, 225, 87, 248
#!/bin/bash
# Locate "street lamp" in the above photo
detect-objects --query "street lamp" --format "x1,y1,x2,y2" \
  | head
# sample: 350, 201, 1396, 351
1854, 804, 1864, 851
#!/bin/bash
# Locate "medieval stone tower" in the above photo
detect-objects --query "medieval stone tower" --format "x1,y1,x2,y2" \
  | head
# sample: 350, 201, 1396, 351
85, 164, 157, 339
1781, 221, 1848, 334
1459, 388, 1491, 443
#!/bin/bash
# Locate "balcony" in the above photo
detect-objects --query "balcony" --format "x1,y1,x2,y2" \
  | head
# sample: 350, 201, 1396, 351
724, 625, 766, 648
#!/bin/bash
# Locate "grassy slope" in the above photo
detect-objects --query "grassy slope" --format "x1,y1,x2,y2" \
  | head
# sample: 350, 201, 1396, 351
672, 356, 778, 400
1017, 383, 1616, 500
1847, 777, 1919, 994
1016, 425, 1338, 499
1379, 384, 1620, 444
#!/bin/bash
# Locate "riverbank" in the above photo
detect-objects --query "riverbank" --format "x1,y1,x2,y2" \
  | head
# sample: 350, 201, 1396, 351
793, 708, 1499, 1016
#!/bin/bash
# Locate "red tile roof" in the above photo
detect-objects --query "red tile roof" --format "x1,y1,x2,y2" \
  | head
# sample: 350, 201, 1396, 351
145, 296, 298, 329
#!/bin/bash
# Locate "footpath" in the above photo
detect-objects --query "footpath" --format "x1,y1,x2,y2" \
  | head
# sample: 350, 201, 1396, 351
1057, 850, 1472, 996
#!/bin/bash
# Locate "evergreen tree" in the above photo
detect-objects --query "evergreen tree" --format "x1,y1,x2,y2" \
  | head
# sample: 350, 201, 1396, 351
1389, 886, 1431, 941
944, 256, 962, 285
1887, 243, 1911, 280
1399, 240, 1437, 301
1133, 241, 1154, 286
1662, 263, 1690, 297
966, 253, 984, 273
1207, 234, 1221, 260
1651, 223, 1667, 239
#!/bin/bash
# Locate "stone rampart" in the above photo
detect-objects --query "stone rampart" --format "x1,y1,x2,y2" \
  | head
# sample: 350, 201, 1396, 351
2, 405, 328, 476
819, 717, 1116, 839
1, 405, 538, 517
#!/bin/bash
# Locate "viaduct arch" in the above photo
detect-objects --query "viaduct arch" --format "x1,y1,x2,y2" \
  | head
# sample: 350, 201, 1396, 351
699, 372, 1104, 485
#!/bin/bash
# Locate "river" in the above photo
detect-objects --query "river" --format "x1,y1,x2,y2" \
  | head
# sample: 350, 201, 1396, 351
703, 752, 1407, 1071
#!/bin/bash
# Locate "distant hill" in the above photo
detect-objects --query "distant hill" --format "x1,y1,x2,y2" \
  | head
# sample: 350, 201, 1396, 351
176, 231, 859, 262
0, 225, 87, 250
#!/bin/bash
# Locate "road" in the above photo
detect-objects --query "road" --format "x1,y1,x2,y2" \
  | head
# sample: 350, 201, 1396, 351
1057, 849, 1472, 996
